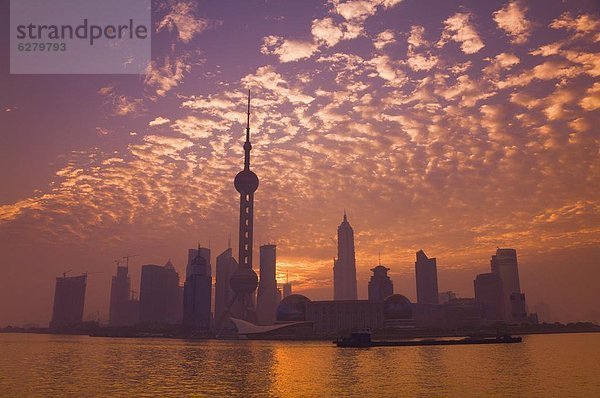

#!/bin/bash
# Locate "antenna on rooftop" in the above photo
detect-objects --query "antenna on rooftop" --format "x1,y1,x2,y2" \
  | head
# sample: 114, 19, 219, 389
122, 254, 139, 267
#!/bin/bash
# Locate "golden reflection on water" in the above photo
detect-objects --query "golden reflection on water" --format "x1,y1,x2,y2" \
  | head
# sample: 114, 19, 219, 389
0, 333, 599, 397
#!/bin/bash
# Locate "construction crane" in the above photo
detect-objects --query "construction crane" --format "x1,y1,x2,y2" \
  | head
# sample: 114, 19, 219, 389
122, 254, 139, 266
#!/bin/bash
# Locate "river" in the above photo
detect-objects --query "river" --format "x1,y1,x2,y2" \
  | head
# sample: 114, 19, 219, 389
0, 333, 598, 397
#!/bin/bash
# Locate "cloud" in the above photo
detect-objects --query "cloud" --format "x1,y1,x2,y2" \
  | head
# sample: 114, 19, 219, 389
493, 1, 533, 44
171, 116, 225, 139
98, 86, 114, 96
369, 55, 406, 85
374, 29, 395, 49
542, 87, 577, 121
149, 117, 171, 127
332, 0, 402, 21
405, 25, 437, 71
407, 53, 438, 71
97, 86, 145, 116
530, 42, 563, 57
263, 0, 405, 64
142, 135, 194, 154
580, 82, 600, 111
407, 25, 428, 48
157, 1, 212, 43
484, 53, 520, 76
550, 12, 600, 39
144, 56, 191, 96
497, 60, 581, 89
95, 127, 110, 136
333, 0, 378, 21
438, 12, 484, 54
113, 96, 145, 116
241, 66, 315, 105
312, 18, 345, 47
261, 36, 319, 63
435, 74, 494, 107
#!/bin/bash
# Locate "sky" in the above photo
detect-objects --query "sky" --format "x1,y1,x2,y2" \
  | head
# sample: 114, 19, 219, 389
0, 0, 599, 326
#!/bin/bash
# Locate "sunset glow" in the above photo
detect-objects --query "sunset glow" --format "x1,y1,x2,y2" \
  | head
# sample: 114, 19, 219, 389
1, 0, 598, 326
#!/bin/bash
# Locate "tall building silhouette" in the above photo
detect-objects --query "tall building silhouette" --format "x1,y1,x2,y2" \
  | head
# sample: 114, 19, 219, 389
229, 92, 260, 322
368, 264, 394, 301
187, 247, 211, 279
282, 281, 292, 298
491, 248, 526, 320
215, 247, 238, 329
139, 262, 181, 324
256, 244, 280, 325
50, 274, 87, 328
333, 211, 357, 300
474, 272, 505, 321
183, 246, 212, 331
415, 250, 439, 304
109, 265, 138, 326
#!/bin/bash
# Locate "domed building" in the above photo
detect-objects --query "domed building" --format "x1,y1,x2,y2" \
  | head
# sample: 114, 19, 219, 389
368, 265, 394, 301
383, 294, 415, 329
229, 294, 313, 339
276, 294, 311, 322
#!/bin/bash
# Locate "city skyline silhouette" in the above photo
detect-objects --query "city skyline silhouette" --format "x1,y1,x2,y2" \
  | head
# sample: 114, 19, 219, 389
1, 0, 599, 329
2, 1, 599, 396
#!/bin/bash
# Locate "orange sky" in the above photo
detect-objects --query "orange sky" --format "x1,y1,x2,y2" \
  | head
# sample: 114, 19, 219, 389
1, 0, 599, 326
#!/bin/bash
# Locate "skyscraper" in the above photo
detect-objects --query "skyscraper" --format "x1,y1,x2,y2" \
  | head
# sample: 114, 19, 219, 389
415, 250, 439, 304
474, 272, 505, 321
491, 248, 526, 320
215, 247, 238, 329
109, 264, 138, 326
187, 247, 211, 279
368, 265, 394, 301
183, 246, 212, 331
256, 244, 280, 325
333, 211, 357, 300
139, 262, 181, 324
229, 92, 260, 322
50, 273, 87, 328
282, 281, 292, 299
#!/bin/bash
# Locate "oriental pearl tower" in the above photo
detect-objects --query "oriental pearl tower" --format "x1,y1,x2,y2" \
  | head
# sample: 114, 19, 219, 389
229, 91, 260, 322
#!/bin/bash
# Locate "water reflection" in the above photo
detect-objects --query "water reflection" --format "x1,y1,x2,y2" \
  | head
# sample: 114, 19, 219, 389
0, 333, 599, 397
415, 346, 447, 394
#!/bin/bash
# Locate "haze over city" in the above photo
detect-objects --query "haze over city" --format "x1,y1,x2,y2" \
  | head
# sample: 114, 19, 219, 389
1, 0, 599, 327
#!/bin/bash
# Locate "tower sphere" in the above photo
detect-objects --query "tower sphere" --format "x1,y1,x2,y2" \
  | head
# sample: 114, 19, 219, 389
234, 169, 259, 193
229, 266, 259, 294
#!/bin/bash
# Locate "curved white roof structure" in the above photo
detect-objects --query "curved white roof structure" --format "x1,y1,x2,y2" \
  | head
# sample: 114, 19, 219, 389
230, 318, 310, 335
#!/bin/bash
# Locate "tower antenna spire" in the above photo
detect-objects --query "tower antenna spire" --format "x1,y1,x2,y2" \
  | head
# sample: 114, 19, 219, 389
231, 91, 260, 322
243, 90, 252, 170
246, 90, 251, 143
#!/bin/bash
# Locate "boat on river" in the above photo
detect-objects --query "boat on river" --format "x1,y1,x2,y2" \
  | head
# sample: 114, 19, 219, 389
334, 330, 522, 348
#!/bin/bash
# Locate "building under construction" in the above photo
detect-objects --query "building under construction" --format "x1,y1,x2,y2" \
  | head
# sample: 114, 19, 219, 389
50, 273, 87, 329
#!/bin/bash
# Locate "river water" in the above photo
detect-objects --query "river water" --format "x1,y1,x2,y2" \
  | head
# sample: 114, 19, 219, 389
0, 333, 598, 397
